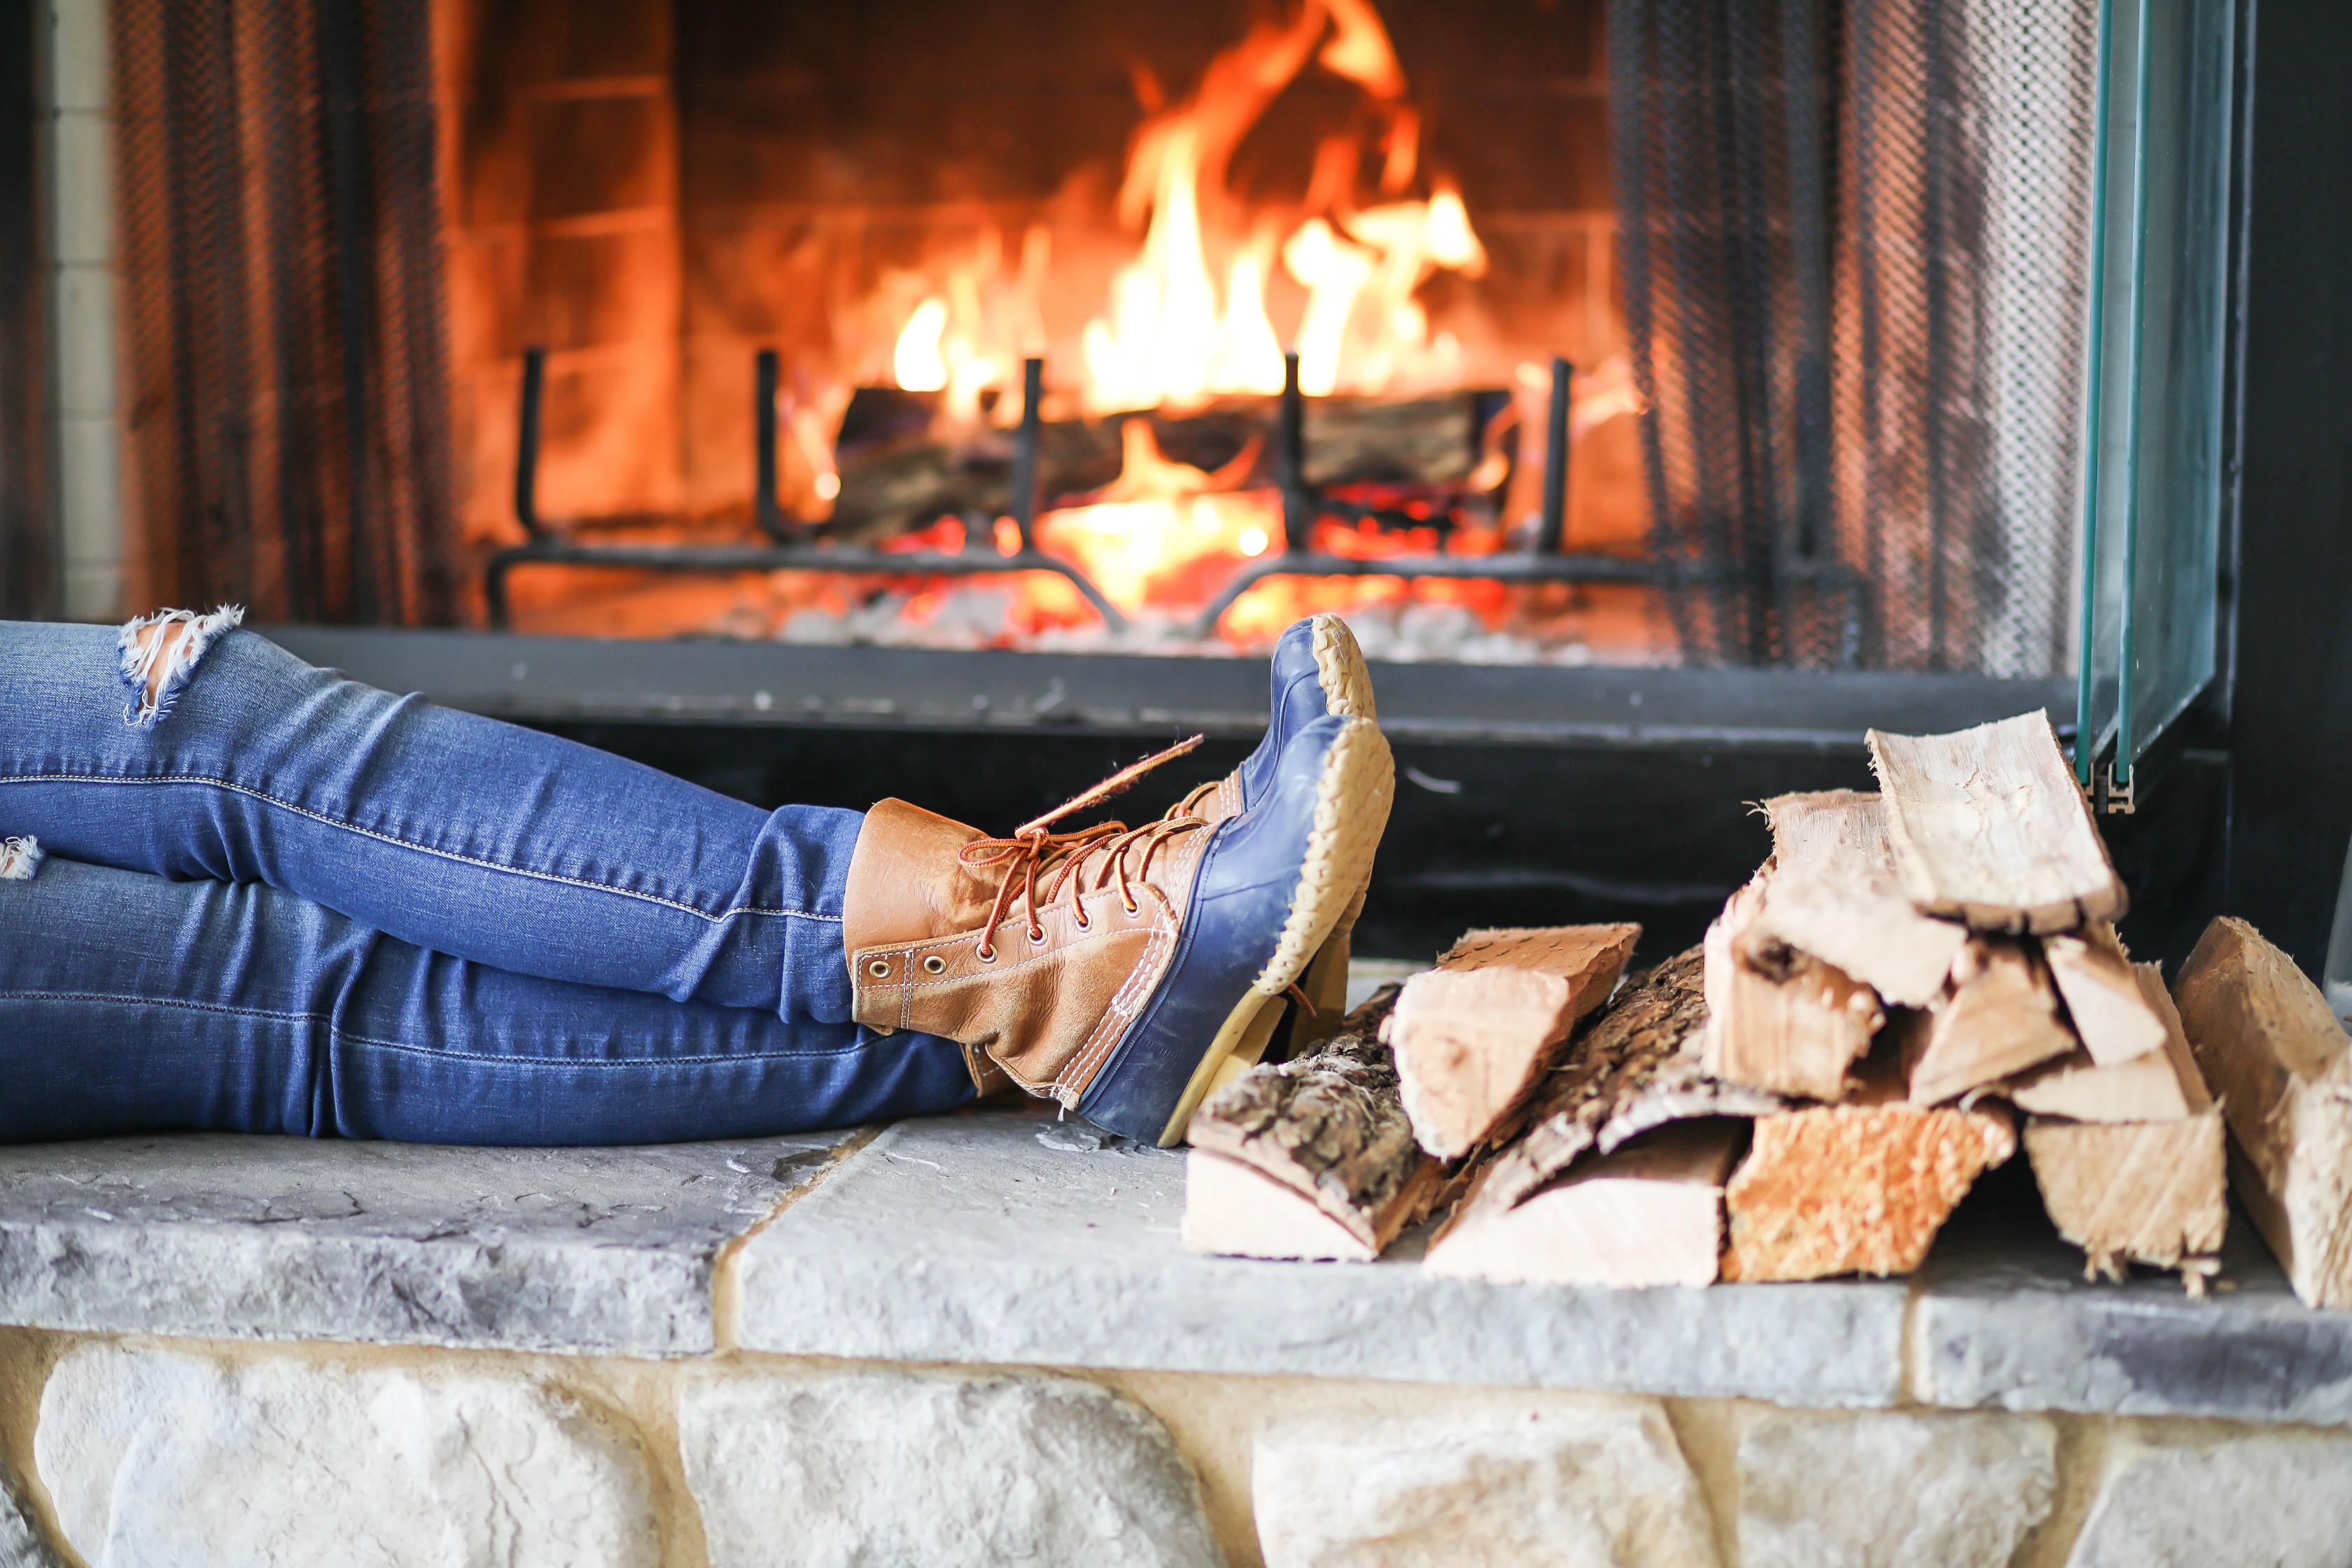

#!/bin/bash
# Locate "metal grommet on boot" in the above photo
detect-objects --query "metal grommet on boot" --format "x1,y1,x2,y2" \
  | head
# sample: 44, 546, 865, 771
867, 958, 891, 978
922, 954, 947, 974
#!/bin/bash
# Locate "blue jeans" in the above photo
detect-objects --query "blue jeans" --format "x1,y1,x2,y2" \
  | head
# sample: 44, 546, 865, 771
0, 617, 975, 1144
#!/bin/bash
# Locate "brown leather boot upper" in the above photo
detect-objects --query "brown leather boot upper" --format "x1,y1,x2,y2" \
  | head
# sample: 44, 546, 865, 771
843, 797, 1212, 1106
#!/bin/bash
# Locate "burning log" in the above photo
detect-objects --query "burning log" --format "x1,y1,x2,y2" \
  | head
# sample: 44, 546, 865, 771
1867, 712, 2128, 935
827, 391, 1496, 541
1182, 987, 1438, 1261
2172, 916, 2352, 1308
1721, 1051, 2017, 1282
1904, 937, 2078, 1105
1387, 923, 1642, 1160
1702, 879, 1884, 1102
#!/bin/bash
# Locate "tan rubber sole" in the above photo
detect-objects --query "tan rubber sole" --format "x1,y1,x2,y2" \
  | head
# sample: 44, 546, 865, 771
1156, 714, 1396, 1145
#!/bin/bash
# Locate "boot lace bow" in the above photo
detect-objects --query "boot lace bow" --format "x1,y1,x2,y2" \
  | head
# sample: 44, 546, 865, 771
957, 736, 1211, 962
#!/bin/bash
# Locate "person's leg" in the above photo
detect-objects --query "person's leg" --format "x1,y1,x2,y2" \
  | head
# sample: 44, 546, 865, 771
0, 851, 974, 1145
0, 615, 858, 1021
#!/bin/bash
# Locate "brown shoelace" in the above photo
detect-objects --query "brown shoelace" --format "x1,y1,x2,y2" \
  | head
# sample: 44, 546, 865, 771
957, 736, 1211, 962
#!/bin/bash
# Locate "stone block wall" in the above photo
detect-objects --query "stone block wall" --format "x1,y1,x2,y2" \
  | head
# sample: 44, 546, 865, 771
6, 1329, 2351, 1568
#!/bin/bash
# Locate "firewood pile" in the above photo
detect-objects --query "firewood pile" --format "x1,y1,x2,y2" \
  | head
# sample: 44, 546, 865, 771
1185, 710, 2352, 1306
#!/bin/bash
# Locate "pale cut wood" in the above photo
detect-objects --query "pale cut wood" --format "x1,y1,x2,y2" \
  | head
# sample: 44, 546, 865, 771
1702, 880, 1884, 1101
1753, 790, 1970, 1007
2044, 924, 2166, 1066
1423, 1121, 1741, 1287
1721, 1097, 2017, 1281
1180, 1150, 1379, 1261
2171, 916, 2352, 1308
1867, 710, 2128, 934
1390, 923, 1641, 1159
1906, 938, 2076, 1105
2024, 1112, 2227, 1278
1439, 947, 1786, 1244
1186, 987, 1436, 1255
2005, 965, 2211, 1122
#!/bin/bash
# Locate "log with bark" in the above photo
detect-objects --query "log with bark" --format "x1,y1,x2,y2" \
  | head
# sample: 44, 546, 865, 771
1750, 790, 1969, 1008
1702, 879, 1885, 1101
1429, 948, 1786, 1264
1904, 937, 2077, 1105
1867, 711, 2127, 934
2172, 916, 2352, 1308
1387, 923, 1642, 1160
1721, 1048, 2017, 1281
829, 391, 1496, 541
1423, 1119, 1744, 1288
1182, 986, 1438, 1261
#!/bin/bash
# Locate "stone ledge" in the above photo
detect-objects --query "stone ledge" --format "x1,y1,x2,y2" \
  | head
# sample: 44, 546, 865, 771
7, 1106, 2352, 1426
0, 1131, 853, 1356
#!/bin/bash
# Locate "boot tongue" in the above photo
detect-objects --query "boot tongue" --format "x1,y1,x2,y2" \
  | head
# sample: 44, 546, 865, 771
844, 799, 1001, 948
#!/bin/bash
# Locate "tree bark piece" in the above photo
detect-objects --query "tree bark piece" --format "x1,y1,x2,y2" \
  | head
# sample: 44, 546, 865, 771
2023, 1112, 2227, 1278
2043, 924, 2166, 1065
1867, 711, 2127, 934
1423, 1120, 1743, 1287
1184, 987, 1436, 1258
1437, 947, 1787, 1240
1906, 938, 2077, 1105
1389, 923, 1642, 1160
1751, 790, 1970, 1008
2171, 916, 2352, 1308
1180, 1150, 1382, 1262
1721, 1091, 2017, 1281
2005, 965, 2209, 1122
1702, 880, 1884, 1101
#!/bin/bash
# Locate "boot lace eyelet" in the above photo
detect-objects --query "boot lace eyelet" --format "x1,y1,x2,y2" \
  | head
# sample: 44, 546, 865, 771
1121, 897, 1140, 915
866, 958, 891, 979
974, 942, 997, 964
921, 953, 947, 974
1028, 925, 1049, 946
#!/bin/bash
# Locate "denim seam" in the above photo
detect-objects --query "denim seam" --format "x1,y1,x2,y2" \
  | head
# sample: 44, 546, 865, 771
0, 991, 872, 1065
0, 773, 844, 925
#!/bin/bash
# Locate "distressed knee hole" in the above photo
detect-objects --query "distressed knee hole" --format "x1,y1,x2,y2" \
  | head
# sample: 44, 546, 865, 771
118, 606, 244, 728
0, 836, 41, 881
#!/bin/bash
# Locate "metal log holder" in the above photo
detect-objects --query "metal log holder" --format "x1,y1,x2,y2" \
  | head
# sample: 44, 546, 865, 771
485, 347, 1862, 652
486, 352, 1130, 631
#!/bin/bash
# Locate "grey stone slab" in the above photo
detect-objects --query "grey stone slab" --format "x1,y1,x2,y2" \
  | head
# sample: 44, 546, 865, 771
735, 1107, 1908, 1406
1914, 1166, 2352, 1427
0, 1130, 854, 1355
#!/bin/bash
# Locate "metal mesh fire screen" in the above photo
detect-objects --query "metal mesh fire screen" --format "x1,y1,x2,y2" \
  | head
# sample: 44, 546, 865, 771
113, 0, 458, 624
1611, 0, 2099, 674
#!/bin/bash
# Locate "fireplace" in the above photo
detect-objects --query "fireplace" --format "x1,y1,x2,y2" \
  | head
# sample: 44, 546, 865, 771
58, 0, 2246, 956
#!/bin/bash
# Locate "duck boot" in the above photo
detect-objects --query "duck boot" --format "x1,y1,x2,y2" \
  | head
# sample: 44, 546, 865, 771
844, 714, 1394, 1144
1174, 613, 1376, 1049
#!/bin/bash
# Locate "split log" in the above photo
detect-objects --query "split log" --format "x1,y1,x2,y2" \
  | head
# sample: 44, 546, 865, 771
1721, 1048, 2017, 1281
2043, 923, 2166, 1066
1867, 711, 2127, 934
829, 391, 1494, 541
2005, 965, 2207, 1122
1702, 880, 1884, 1101
1183, 986, 1438, 1259
2172, 916, 2352, 1308
1751, 790, 1969, 1008
1434, 947, 1786, 1243
2024, 1112, 2227, 1280
1423, 1120, 1743, 1287
1180, 1150, 1385, 1262
1388, 923, 1642, 1160
1905, 938, 2076, 1105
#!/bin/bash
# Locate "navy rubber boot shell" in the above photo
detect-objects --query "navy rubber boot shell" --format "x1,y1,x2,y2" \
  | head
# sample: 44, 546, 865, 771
1234, 618, 1336, 811
1076, 713, 1346, 1142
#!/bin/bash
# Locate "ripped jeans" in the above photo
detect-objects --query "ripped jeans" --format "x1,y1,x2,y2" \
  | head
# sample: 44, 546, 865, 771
0, 615, 975, 1144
